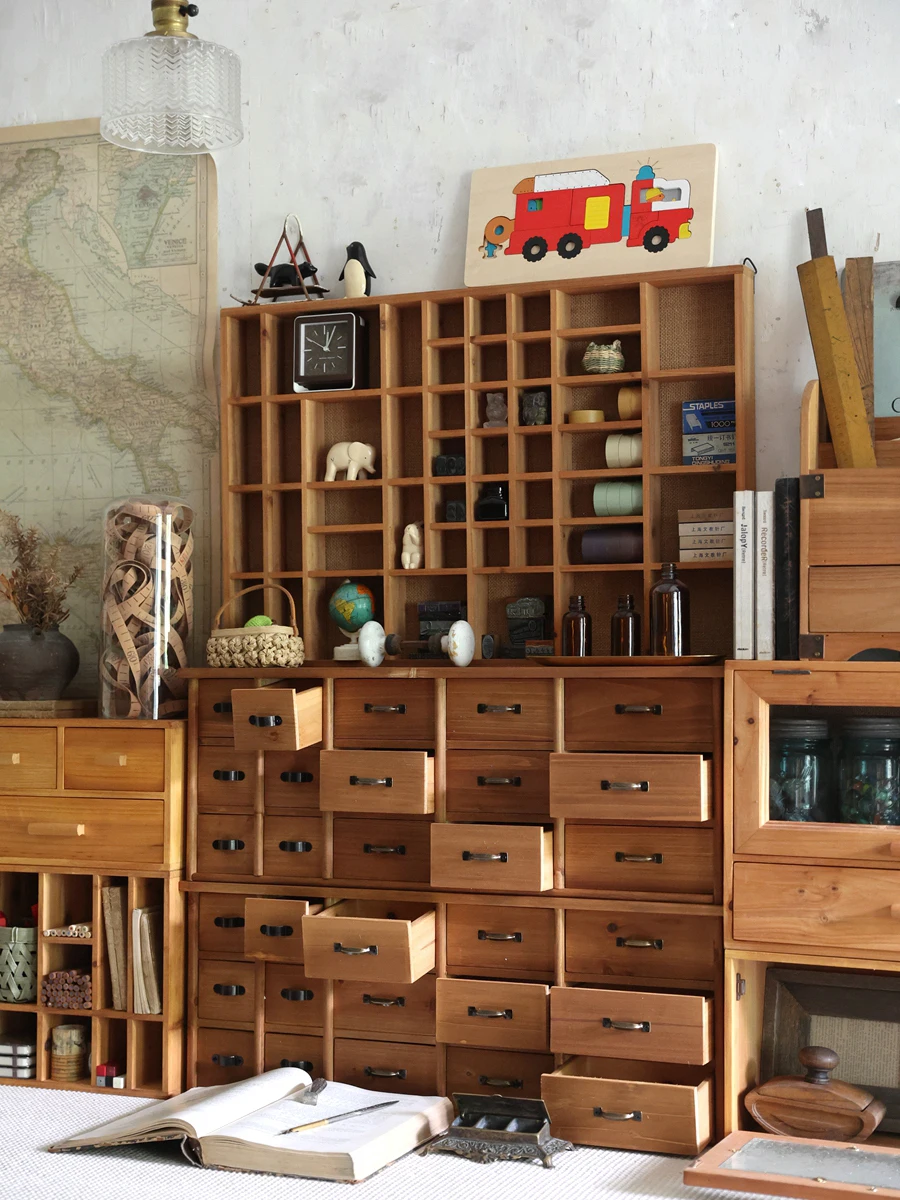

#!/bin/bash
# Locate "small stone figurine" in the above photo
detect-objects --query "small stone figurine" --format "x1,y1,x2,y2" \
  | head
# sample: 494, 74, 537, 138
520, 388, 549, 426
401, 522, 424, 569
324, 440, 376, 481
583, 338, 625, 374
483, 392, 508, 428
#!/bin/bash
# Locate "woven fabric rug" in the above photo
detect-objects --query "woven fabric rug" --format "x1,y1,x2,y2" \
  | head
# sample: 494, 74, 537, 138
2, 1087, 755, 1200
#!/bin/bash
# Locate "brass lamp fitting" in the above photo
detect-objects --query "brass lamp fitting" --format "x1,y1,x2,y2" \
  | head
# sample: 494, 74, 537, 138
146, 1, 199, 38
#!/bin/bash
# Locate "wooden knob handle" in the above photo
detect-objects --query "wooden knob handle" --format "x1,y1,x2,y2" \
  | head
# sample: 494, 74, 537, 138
1, 753, 21, 765
27, 822, 85, 838
800, 1045, 839, 1083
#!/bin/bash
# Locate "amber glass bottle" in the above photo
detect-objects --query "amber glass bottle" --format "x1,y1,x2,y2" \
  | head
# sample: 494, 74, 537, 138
610, 594, 640, 656
650, 564, 690, 655
562, 595, 592, 656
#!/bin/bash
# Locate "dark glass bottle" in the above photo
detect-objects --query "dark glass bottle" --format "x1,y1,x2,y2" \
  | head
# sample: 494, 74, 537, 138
650, 564, 690, 655
474, 483, 508, 521
610, 594, 640, 656
562, 595, 592, 656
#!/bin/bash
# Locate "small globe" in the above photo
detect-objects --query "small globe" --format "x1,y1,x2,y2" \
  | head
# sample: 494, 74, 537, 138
328, 580, 375, 634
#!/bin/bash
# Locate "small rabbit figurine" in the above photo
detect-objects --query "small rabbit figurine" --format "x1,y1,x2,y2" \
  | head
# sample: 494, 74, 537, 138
583, 338, 625, 374
401, 522, 424, 569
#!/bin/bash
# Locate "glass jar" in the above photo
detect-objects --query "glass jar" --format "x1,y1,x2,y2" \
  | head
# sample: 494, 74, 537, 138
769, 719, 835, 822
473, 483, 508, 522
610, 594, 640, 656
100, 496, 194, 719
838, 718, 900, 825
649, 563, 689, 655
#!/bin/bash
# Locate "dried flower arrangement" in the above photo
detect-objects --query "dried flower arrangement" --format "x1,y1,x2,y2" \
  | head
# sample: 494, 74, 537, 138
0, 511, 83, 632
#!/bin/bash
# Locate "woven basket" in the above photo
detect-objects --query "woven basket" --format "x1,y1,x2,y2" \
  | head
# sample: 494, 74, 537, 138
0, 927, 37, 1003
582, 338, 624, 374
206, 584, 305, 669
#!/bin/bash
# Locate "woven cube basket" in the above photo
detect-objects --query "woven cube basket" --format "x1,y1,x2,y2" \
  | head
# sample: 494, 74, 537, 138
0, 927, 37, 1003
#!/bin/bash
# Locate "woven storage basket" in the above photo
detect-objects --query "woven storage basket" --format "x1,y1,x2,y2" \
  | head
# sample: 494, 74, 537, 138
206, 584, 305, 669
0, 926, 37, 1003
582, 338, 624, 374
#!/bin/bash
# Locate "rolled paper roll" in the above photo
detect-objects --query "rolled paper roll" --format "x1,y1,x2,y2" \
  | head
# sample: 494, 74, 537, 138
593, 480, 643, 517
568, 409, 605, 424
581, 526, 643, 564
617, 386, 642, 420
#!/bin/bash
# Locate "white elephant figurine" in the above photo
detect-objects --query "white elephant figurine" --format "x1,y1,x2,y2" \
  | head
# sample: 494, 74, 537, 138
324, 440, 376, 481
401, 522, 424, 569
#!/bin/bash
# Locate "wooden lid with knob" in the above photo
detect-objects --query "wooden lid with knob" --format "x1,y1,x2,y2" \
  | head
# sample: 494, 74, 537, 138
745, 1046, 886, 1143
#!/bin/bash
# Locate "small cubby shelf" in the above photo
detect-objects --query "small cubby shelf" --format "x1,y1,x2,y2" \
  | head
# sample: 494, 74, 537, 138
220, 265, 753, 657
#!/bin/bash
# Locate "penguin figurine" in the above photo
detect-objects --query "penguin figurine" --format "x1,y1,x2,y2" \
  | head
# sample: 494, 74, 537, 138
339, 242, 376, 298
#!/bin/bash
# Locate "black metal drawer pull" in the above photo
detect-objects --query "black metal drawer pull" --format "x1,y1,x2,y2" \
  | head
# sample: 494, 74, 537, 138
212, 701, 233, 714
617, 937, 664, 950
615, 703, 662, 715
214, 916, 244, 929
601, 780, 649, 792
213, 769, 246, 782
477, 776, 521, 787
350, 775, 392, 787
213, 983, 246, 996
478, 930, 522, 943
602, 1018, 651, 1032
365, 1067, 406, 1079
335, 942, 377, 956
364, 703, 406, 714
594, 1108, 642, 1121
212, 1054, 243, 1066
279, 840, 312, 853
615, 852, 663, 864
249, 714, 282, 727
477, 703, 521, 714
281, 988, 314, 1002
260, 924, 294, 937
462, 850, 507, 862
479, 1075, 522, 1088
281, 1058, 313, 1070
363, 994, 405, 1008
281, 771, 314, 784
364, 843, 405, 855
212, 839, 245, 851
468, 1006, 513, 1019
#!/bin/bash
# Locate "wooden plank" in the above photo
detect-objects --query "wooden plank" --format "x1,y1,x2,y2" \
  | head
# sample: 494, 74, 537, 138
843, 256, 875, 434
797, 256, 876, 467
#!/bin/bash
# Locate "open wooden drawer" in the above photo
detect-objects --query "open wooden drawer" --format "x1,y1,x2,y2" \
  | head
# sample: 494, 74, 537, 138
301, 899, 435, 984
230, 685, 323, 751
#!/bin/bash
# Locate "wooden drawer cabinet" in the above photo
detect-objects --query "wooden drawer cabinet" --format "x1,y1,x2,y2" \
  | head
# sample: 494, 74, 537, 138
319, 750, 434, 815
231, 686, 323, 752
446, 904, 555, 977
333, 975, 436, 1039
64, 728, 166, 792
264, 964, 326, 1030
445, 751, 550, 822
264, 748, 320, 811
264, 1033, 324, 1074
445, 679, 554, 749
262, 815, 325, 880
196, 746, 257, 809
0, 728, 56, 790
436, 978, 550, 1050
332, 817, 431, 884
301, 901, 435, 984
0, 796, 166, 869
565, 678, 715, 752
333, 679, 434, 748
243, 899, 312, 963
431, 823, 553, 892
195, 1027, 255, 1085
447, 1047, 554, 1100
566, 909, 720, 984
333, 1038, 438, 1094
550, 986, 712, 1065
197, 893, 246, 954
195, 813, 255, 876
549, 753, 711, 823
542, 1057, 712, 1155
197, 959, 256, 1022
564, 825, 715, 896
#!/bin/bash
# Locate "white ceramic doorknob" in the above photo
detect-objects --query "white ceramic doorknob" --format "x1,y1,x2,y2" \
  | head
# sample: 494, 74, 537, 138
358, 620, 387, 668
442, 619, 475, 667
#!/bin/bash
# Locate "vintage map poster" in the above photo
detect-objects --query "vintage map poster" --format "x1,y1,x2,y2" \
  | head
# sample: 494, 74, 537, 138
0, 118, 218, 693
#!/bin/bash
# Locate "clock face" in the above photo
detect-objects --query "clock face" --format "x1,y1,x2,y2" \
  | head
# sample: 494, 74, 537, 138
294, 313, 362, 392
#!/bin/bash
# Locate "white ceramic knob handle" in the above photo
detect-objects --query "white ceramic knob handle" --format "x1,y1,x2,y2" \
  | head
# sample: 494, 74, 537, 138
443, 619, 475, 667
358, 621, 387, 668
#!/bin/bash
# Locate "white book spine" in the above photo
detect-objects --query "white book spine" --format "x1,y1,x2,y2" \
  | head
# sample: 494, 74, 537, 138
755, 491, 774, 660
733, 491, 755, 659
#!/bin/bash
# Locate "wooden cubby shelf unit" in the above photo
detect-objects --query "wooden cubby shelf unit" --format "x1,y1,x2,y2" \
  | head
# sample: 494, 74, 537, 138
221, 266, 754, 657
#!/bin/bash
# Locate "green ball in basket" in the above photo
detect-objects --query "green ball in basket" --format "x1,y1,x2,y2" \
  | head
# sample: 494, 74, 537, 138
329, 579, 375, 661
206, 584, 304, 668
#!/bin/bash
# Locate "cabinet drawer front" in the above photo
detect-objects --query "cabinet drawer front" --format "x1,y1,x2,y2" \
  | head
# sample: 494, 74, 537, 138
541, 1057, 712, 1155
437, 978, 550, 1051
195, 1027, 255, 1086
301, 902, 435, 984
431, 823, 553, 892
197, 679, 252, 741
197, 893, 247, 955
195, 813, 255, 877
565, 679, 715, 751
446, 679, 555, 749
333, 679, 435, 748
243, 898, 312, 962
196, 746, 257, 809
197, 959, 256, 1022
262, 815, 325, 880
565, 825, 715, 896
264, 748, 321, 811
447, 1047, 554, 1100
319, 750, 434, 815
265, 964, 326, 1030
446, 751, 550, 822
63, 728, 166, 792
733, 862, 900, 954
264, 1032, 324, 1075
808, 565, 900, 632
333, 1038, 438, 1095
446, 904, 555, 976
332, 817, 431, 883
0, 729, 57, 790
231, 686, 323, 752
333, 975, 436, 1038
550, 987, 712, 1065
0, 796, 165, 868
566, 909, 720, 984
550, 754, 710, 823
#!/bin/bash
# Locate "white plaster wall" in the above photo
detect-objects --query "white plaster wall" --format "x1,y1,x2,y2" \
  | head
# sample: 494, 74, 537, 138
1, 0, 897, 484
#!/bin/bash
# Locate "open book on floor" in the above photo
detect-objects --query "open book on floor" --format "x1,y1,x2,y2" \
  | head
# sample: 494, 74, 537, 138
50, 1067, 452, 1183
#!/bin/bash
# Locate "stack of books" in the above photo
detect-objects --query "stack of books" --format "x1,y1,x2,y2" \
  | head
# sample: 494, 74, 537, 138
678, 507, 734, 562
733, 482, 800, 661
681, 400, 736, 465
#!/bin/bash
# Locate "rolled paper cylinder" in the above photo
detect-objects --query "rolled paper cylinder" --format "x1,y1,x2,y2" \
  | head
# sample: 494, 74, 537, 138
605, 432, 643, 469
617, 386, 642, 420
593, 480, 643, 517
568, 409, 605, 424
581, 526, 643, 564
